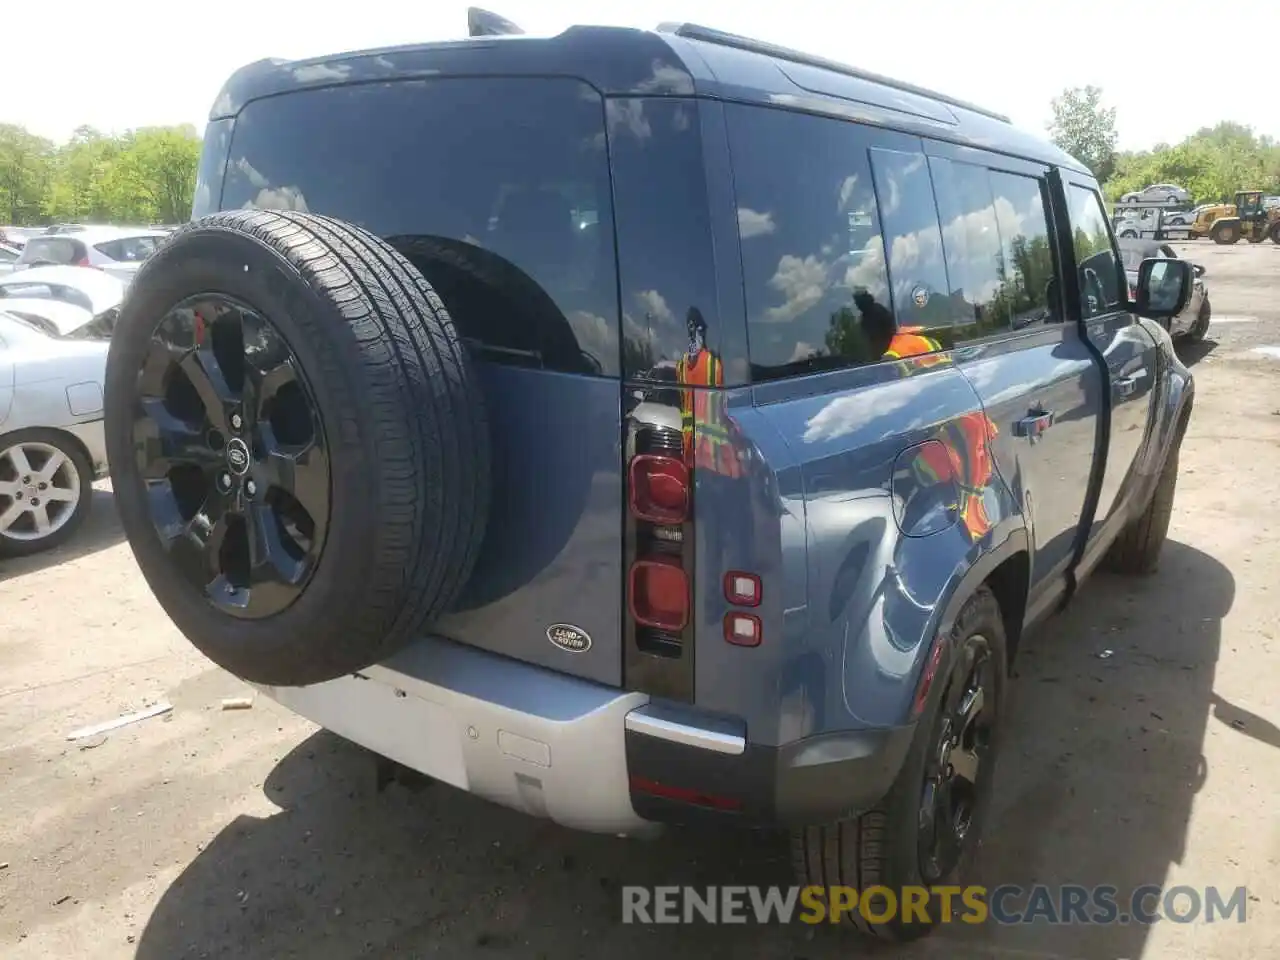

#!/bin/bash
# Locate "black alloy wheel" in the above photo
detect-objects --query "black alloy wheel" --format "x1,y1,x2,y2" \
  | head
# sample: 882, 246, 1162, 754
133, 294, 329, 618
917, 633, 995, 884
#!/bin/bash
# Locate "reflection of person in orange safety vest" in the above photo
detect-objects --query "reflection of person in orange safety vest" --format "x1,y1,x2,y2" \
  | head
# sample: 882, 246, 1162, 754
677, 307, 753, 593
676, 308, 742, 479
884, 324, 998, 542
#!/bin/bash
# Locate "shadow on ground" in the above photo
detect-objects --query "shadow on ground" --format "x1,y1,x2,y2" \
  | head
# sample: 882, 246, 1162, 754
1176, 336, 1218, 366
0, 488, 124, 581
136, 540, 1231, 960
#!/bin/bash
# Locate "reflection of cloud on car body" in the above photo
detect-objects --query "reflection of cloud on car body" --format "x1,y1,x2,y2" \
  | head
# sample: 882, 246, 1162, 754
737, 208, 776, 239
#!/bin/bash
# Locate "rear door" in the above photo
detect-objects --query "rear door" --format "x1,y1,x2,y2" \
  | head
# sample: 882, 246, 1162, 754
1061, 179, 1160, 536
928, 151, 1102, 615
218, 76, 626, 685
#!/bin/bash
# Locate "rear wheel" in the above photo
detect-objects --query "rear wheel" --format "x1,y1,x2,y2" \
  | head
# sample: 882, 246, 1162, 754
1270, 223, 1280, 244
105, 210, 492, 686
791, 587, 1006, 941
0, 429, 93, 557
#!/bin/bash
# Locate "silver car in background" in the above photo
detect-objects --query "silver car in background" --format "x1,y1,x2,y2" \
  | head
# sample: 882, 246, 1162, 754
1118, 238, 1209, 342
0, 300, 110, 556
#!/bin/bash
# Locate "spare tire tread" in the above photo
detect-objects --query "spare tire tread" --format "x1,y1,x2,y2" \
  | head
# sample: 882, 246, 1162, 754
107, 209, 490, 685
305, 212, 488, 635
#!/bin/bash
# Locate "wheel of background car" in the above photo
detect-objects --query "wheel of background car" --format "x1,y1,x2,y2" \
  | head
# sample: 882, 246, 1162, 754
0, 428, 94, 558
1120, 229, 1138, 238
1186, 299, 1211, 342
104, 209, 492, 686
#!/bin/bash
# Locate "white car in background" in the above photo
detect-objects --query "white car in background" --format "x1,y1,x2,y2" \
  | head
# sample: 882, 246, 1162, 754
0, 240, 20, 276
11, 226, 168, 285
0, 265, 126, 340
0, 300, 110, 556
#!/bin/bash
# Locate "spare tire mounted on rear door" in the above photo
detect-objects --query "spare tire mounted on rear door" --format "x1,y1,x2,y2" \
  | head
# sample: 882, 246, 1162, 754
105, 210, 491, 686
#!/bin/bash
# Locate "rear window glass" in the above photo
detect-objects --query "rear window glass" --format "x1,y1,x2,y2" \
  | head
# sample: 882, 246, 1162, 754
18, 237, 82, 265
95, 236, 160, 262
220, 78, 619, 377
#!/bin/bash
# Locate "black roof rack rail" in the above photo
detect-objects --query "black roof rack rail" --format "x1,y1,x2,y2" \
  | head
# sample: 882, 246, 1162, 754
656, 22, 1011, 125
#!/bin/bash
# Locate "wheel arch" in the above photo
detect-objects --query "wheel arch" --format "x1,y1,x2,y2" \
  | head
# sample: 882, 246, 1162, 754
0, 423, 95, 471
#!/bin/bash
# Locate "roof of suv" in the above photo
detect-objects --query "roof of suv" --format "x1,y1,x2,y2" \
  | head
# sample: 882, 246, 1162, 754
210, 21, 1087, 175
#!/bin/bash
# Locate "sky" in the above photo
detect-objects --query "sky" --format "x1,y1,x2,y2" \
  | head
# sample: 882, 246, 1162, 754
6, 0, 1277, 150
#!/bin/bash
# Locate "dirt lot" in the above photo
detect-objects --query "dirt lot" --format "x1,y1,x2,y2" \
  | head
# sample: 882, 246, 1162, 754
3, 242, 1279, 960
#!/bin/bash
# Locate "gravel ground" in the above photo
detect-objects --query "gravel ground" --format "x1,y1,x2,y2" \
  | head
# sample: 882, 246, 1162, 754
2, 243, 1278, 960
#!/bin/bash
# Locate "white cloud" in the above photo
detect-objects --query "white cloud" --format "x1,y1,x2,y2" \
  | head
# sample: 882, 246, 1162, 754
246, 186, 309, 212
737, 207, 776, 239
635, 289, 675, 326
765, 254, 829, 323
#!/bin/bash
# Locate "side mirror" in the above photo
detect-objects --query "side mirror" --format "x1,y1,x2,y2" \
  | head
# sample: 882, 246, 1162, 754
1193, 263, 1206, 279
1134, 258, 1192, 320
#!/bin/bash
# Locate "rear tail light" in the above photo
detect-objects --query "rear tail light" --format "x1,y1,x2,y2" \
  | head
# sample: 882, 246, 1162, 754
628, 454, 689, 524
723, 612, 761, 647
724, 571, 761, 607
629, 556, 689, 632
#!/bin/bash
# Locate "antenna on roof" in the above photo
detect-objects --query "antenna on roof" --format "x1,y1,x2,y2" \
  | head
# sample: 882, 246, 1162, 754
467, 7, 524, 37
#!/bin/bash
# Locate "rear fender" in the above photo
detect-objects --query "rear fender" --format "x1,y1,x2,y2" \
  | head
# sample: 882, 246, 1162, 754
837, 491, 1027, 729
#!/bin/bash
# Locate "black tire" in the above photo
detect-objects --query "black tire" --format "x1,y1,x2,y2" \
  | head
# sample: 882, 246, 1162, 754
1270, 223, 1280, 244
105, 210, 491, 686
1120, 230, 1138, 239
1105, 443, 1179, 575
1185, 298, 1210, 342
0, 427, 94, 558
1212, 223, 1239, 245
791, 587, 1007, 942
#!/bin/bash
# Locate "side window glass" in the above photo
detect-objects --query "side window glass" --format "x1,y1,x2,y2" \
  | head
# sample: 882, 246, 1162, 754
727, 106, 892, 381
1066, 185, 1124, 317
868, 148, 952, 339
989, 171, 1060, 328
929, 157, 1009, 338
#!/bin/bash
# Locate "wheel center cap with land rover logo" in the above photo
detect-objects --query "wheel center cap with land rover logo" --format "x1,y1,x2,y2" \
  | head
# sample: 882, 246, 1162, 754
547, 623, 591, 654
226, 438, 251, 476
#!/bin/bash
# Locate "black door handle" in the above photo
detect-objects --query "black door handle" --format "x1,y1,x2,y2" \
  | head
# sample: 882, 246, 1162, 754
1014, 410, 1055, 438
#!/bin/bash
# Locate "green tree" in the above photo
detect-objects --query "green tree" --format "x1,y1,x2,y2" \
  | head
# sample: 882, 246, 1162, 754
1049, 86, 1119, 182
0, 124, 53, 224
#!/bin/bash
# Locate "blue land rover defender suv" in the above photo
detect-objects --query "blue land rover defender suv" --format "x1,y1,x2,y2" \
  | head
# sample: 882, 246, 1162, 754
105, 12, 1195, 941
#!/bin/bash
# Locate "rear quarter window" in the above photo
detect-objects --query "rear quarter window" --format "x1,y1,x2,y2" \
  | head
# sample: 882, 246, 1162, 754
726, 104, 893, 381
220, 78, 619, 377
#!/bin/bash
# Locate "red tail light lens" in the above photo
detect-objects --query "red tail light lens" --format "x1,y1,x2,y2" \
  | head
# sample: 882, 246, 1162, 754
629, 557, 689, 631
628, 454, 689, 524
724, 571, 762, 607
724, 612, 762, 647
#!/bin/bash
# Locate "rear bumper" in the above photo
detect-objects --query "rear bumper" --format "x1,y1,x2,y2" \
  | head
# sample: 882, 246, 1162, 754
259, 636, 913, 835
64, 417, 109, 479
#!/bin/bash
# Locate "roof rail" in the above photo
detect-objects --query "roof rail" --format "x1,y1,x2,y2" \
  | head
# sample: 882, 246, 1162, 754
656, 22, 1011, 125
